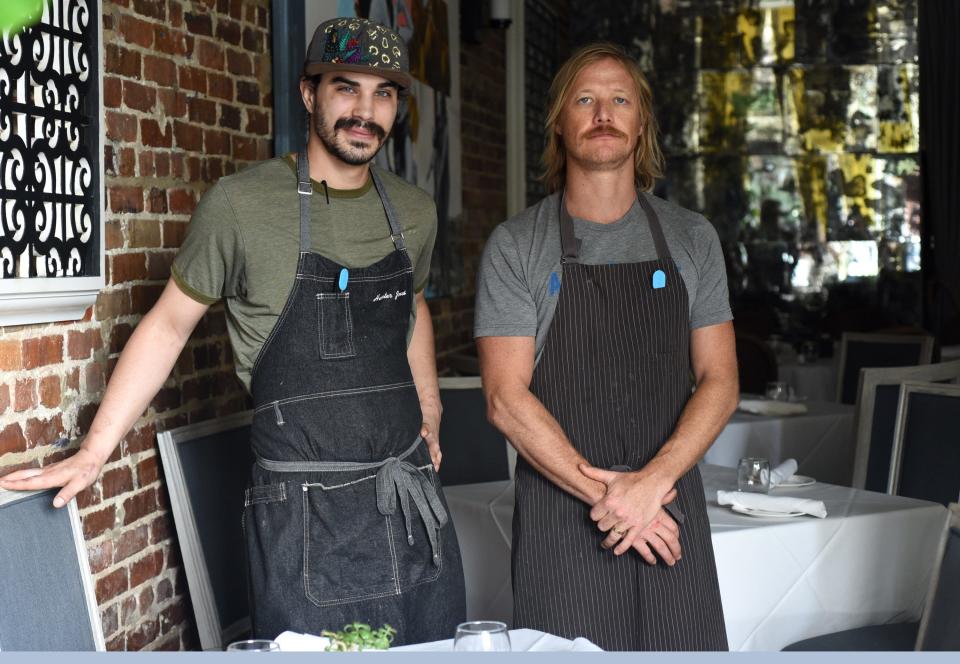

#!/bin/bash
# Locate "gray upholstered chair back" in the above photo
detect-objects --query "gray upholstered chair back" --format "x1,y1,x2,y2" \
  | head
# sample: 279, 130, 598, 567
916, 504, 960, 650
851, 360, 960, 491
838, 333, 935, 405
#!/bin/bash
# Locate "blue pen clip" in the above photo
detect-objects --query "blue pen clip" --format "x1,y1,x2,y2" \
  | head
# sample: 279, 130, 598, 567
338, 268, 349, 292
652, 269, 666, 289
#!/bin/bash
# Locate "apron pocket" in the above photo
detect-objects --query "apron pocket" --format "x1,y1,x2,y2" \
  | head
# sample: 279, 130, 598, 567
302, 478, 399, 607
393, 465, 444, 591
316, 293, 356, 359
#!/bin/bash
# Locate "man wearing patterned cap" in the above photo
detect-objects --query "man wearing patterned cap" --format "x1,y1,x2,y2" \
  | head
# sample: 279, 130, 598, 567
0, 17, 466, 644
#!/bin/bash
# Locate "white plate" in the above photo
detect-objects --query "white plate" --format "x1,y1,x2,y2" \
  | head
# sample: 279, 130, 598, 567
730, 504, 805, 518
775, 475, 816, 488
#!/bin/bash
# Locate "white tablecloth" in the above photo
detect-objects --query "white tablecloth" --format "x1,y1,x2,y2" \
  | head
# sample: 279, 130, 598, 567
778, 358, 839, 402
444, 466, 947, 651
276, 628, 601, 652
704, 401, 855, 486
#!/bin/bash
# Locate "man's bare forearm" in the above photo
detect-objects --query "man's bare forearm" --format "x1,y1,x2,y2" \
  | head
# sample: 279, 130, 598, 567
407, 294, 441, 422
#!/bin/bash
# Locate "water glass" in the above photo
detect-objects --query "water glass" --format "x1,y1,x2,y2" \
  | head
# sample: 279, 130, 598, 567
738, 457, 770, 493
454, 621, 511, 652
765, 381, 790, 401
226, 640, 280, 652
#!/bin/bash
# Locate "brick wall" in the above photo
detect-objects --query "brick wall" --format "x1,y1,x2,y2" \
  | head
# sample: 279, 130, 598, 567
0, 2, 506, 651
0, 0, 269, 651
431, 26, 507, 370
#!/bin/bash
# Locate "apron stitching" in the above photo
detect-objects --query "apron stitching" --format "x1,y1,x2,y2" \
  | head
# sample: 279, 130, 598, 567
253, 381, 415, 413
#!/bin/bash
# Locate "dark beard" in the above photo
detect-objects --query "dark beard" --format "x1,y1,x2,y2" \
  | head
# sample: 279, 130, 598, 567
314, 112, 388, 166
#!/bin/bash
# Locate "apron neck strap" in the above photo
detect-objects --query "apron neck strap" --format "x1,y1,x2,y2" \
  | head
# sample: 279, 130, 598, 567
295, 151, 408, 254
559, 189, 670, 263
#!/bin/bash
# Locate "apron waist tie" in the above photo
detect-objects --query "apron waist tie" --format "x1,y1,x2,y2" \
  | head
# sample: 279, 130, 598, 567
255, 436, 447, 565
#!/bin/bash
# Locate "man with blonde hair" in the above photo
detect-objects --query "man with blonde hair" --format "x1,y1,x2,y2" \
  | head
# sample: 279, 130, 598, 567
475, 43, 735, 650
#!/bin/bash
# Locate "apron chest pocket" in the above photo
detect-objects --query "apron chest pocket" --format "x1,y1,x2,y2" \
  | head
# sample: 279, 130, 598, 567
316, 293, 356, 359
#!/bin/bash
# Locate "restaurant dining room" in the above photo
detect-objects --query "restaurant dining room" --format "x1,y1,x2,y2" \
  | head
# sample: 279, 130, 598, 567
0, 0, 958, 656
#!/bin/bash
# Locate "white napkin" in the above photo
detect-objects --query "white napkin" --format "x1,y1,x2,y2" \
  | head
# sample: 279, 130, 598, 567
770, 458, 798, 487
738, 398, 808, 416
274, 631, 331, 651
717, 490, 827, 518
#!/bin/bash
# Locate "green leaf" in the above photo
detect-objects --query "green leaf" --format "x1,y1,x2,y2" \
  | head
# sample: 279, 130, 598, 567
0, 0, 45, 35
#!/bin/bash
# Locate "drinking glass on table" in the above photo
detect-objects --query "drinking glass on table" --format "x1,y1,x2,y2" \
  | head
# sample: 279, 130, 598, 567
738, 457, 770, 493
454, 621, 511, 651
226, 640, 280, 652
765, 381, 790, 401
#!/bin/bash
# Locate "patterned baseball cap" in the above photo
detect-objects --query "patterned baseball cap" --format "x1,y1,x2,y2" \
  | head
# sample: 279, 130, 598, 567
303, 17, 411, 89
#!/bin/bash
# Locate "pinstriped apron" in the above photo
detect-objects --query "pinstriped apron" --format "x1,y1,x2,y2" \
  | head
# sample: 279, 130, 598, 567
512, 192, 728, 651
241, 152, 465, 644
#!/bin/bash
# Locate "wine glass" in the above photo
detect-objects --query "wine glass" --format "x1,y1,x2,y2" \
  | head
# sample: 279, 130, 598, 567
453, 621, 511, 651
226, 640, 280, 652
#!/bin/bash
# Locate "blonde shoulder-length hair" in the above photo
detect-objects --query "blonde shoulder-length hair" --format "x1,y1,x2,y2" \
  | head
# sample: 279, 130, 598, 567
541, 42, 663, 193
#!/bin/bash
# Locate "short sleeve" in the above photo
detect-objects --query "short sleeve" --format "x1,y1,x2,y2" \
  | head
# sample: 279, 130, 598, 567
413, 204, 437, 293
474, 225, 537, 338
170, 183, 245, 304
689, 219, 733, 329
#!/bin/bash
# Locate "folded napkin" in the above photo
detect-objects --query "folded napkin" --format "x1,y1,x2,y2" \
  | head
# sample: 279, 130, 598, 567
717, 490, 827, 518
738, 398, 808, 416
770, 458, 798, 487
274, 631, 330, 651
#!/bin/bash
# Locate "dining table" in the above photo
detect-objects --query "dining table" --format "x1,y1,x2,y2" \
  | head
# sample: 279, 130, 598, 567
703, 400, 856, 486
442, 465, 948, 651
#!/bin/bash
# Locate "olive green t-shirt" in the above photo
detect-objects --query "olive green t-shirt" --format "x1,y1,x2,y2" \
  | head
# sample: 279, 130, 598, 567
170, 156, 437, 391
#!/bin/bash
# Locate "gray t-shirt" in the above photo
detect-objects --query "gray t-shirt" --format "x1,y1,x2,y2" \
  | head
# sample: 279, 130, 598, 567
474, 191, 733, 357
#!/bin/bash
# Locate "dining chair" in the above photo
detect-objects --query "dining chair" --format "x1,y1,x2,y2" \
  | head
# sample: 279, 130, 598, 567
851, 360, 960, 492
784, 502, 959, 651
888, 382, 960, 505
734, 334, 778, 395
438, 377, 511, 485
836, 332, 935, 405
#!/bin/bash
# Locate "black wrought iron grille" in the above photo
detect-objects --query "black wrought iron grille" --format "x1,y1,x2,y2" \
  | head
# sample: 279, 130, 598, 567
0, 0, 100, 279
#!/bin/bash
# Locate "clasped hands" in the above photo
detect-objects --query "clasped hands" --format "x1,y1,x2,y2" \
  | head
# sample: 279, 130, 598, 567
579, 464, 682, 566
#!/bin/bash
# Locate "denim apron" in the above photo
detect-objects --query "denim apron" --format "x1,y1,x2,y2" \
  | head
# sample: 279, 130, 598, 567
511, 193, 728, 650
242, 152, 465, 644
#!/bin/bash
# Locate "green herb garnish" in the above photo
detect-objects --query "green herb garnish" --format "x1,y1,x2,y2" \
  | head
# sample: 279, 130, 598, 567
322, 622, 397, 651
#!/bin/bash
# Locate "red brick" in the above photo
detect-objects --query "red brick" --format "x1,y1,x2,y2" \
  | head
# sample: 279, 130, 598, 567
39, 375, 61, 407
122, 488, 158, 525
132, 283, 164, 312
178, 65, 206, 94
136, 455, 159, 487
68, 328, 102, 360
138, 585, 155, 615
127, 617, 160, 651
24, 414, 65, 448
113, 523, 149, 562
66, 368, 81, 391
147, 252, 174, 280
207, 72, 233, 101
110, 185, 144, 213
158, 602, 186, 636
118, 13, 154, 48
0, 383, 9, 415
147, 187, 168, 213
87, 539, 114, 575
140, 119, 172, 148
118, 147, 136, 177
143, 55, 177, 86
236, 80, 259, 105
120, 594, 138, 627
0, 340, 22, 371
106, 111, 138, 142
242, 26, 264, 53
184, 11, 212, 36
75, 484, 101, 510
0, 423, 27, 455
95, 289, 132, 320
83, 505, 117, 539
173, 121, 203, 151
203, 128, 230, 156
104, 76, 122, 108
154, 152, 170, 177
215, 18, 241, 45
162, 221, 188, 248
133, 0, 166, 20
257, 5, 268, 28
155, 635, 180, 651
96, 568, 129, 604
245, 109, 269, 135
219, 103, 240, 129
123, 80, 156, 112
105, 220, 124, 250
124, 424, 157, 456
13, 378, 35, 411
154, 27, 192, 57
128, 219, 161, 248
169, 0, 182, 26
23, 336, 63, 369
155, 578, 173, 603
139, 150, 155, 177
226, 49, 252, 76
130, 550, 164, 589
149, 514, 171, 545
196, 39, 223, 70
106, 635, 125, 652
111, 252, 148, 284
105, 44, 141, 78
100, 603, 119, 639
187, 97, 217, 125
158, 89, 187, 118
233, 136, 257, 160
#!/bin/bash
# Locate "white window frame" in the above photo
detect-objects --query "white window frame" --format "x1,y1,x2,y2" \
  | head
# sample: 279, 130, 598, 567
0, 0, 105, 326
